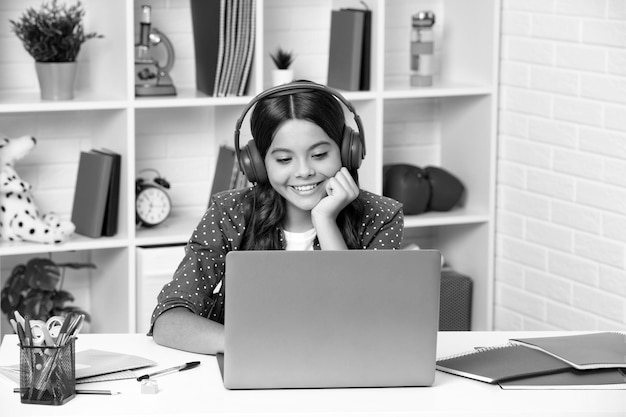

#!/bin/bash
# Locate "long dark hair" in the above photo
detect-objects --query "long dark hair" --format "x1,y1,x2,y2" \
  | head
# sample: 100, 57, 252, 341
241, 85, 364, 250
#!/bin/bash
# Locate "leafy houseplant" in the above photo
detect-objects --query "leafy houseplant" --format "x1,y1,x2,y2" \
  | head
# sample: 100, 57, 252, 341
9, 0, 103, 99
270, 46, 295, 86
270, 46, 294, 70
10, 0, 102, 62
1, 257, 95, 324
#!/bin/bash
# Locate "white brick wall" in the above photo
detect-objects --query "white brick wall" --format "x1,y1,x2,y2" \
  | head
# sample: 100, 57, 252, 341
496, 0, 626, 330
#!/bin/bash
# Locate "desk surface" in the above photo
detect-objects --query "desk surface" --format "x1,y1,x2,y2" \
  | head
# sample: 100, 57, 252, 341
1, 331, 625, 417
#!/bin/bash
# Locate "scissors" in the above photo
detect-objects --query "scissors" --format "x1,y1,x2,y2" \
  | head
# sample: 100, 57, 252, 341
28, 316, 64, 347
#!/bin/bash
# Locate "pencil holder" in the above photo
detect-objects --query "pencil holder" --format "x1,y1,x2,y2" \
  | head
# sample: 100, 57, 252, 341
19, 339, 76, 405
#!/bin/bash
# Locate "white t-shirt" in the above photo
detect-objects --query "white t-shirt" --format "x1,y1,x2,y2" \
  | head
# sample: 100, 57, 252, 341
283, 228, 317, 251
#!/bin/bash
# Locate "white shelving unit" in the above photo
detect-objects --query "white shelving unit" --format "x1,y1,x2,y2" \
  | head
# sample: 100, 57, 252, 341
0, 0, 499, 337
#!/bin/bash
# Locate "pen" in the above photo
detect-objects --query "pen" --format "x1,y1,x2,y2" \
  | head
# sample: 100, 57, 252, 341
14, 388, 120, 395
137, 361, 200, 381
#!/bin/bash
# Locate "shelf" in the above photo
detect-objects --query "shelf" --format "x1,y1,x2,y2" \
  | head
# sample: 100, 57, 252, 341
382, 83, 494, 99
0, 91, 127, 113
135, 208, 203, 247
0, 0, 499, 335
0, 235, 130, 257
404, 209, 490, 228
133, 88, 255, 109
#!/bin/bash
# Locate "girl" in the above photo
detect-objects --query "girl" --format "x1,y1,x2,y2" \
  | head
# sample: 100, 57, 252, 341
150, 81, 404, 354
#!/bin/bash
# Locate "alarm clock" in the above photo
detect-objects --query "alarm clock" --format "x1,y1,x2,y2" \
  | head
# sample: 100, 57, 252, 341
136, 169, 171, 227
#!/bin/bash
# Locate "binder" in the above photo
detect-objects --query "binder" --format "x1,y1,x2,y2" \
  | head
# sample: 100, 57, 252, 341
71, 150, 114, 238
93, 149, 121, 236
191, 0, 255, 97
327, 9, 365, 91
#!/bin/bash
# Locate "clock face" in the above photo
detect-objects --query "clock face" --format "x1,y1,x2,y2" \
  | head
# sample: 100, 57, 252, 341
136, 186, 171, 226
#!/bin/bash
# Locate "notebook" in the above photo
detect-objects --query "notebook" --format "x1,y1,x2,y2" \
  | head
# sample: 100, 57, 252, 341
217, 249, 441, 389
436, 343, 572, 384
511, 332, 626, 370
498, 368, 626, 390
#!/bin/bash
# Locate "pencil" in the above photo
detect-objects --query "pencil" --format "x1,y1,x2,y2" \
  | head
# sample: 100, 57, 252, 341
14, 388, 121, 395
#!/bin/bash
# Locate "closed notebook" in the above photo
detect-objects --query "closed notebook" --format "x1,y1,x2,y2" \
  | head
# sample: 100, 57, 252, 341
499, 368, 626, 390
436, 343, 572, 383
327, 9, 365, 91
71, 150, 114, 238
511, 332, 626, 370
92, 149, 121, 236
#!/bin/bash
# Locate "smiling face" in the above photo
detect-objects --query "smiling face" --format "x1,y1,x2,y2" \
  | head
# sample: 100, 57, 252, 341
265, 119, 342, 230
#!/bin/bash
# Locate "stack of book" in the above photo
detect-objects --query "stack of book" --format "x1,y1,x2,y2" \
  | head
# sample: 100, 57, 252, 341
436, 332, 626, 389
71, 149, 121, 238
190, 0, 256, 97
327, 7, 371, 91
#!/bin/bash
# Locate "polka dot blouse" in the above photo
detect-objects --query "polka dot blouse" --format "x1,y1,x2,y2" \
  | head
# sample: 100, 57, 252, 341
148, 187, 404, 330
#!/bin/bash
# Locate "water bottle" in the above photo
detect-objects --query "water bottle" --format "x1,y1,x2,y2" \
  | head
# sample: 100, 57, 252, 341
410, 11, 436, 87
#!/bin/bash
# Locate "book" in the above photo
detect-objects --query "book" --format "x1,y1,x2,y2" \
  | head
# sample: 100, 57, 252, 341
210, 145, 237, 198
238, 0, 256, 96
190, 0, 255, 97
71, 150, 114, 238
436, 343, 572, 384
327, 8, 365, 91
343, 7, 372, 91
499, 368, 626, 390
511, 332, 626, 370
190, 0, 223, 96
92, 149, 121, 236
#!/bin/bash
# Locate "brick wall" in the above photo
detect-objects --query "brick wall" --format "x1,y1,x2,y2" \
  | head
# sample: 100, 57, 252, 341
496, 0, 626, 330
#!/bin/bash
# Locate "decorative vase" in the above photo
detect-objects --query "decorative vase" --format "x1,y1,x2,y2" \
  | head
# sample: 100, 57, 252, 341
272, 69, 294, 86
35, 62, 78, 100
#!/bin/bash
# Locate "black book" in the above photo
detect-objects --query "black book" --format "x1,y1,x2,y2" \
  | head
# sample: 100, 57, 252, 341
71, 150, 114, 238
190, 0, 223, 96
93, 149, 120, 236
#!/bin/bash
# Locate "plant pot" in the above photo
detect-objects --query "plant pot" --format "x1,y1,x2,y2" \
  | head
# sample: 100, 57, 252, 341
35, 62, 78, 100
272, 69, 294, 86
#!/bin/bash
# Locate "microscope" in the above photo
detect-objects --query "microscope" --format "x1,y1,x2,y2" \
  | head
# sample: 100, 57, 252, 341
135, 5, 177, 96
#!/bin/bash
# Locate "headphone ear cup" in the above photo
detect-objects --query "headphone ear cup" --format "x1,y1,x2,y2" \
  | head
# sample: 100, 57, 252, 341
341, 126, 363, 170
241, 140, 267, 184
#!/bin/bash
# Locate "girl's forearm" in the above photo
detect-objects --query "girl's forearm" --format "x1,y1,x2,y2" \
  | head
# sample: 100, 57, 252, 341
152, 307, 225, 355
313, 217, 348, 250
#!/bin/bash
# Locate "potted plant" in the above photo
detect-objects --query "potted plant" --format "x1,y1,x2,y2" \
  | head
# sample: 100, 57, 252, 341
10, 0, 103, 100
269, 46, 295, 86
0, 257, 95, 325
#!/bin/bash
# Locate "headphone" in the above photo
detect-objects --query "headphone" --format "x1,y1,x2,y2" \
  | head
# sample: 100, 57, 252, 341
233, 81, 366, 184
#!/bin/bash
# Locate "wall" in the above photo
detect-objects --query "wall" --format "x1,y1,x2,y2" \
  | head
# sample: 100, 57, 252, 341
496, 0, 626, 330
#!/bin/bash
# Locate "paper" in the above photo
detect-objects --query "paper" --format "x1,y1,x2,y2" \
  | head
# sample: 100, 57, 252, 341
0, 349, 156, 386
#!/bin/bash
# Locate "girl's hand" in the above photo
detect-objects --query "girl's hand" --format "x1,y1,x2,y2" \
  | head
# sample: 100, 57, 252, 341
312, 167, 359, 222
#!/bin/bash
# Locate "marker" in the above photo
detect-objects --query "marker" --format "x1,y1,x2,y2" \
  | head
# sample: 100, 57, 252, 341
136, 361, 200, 381
14, 388, 120, 395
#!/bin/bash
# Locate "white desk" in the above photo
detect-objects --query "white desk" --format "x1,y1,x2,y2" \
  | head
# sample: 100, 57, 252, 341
1, 332, 624, 416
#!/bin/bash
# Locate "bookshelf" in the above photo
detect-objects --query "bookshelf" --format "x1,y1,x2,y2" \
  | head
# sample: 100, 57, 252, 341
0, 0, 499, 336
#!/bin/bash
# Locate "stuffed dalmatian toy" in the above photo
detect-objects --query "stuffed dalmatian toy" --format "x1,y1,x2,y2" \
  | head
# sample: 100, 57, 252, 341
0, 135, 75, 244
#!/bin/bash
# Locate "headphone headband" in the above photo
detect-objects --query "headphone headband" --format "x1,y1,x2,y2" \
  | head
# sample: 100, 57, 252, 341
233, 81, 366, 173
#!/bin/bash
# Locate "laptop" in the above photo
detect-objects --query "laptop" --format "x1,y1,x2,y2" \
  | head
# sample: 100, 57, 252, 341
217, 249, 441, 389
